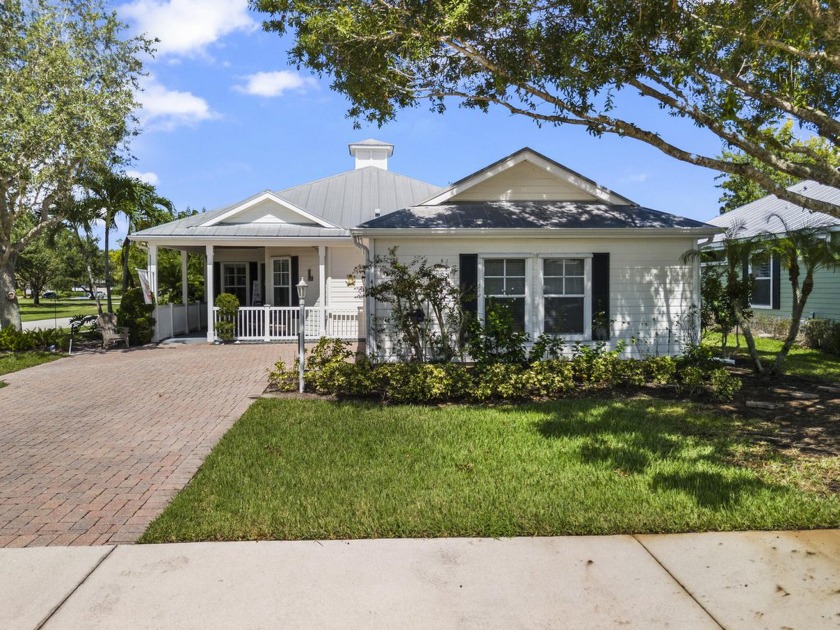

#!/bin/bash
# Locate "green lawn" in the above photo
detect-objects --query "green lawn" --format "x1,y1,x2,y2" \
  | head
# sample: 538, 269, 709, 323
704, 332, 840, 380
0, 351, 63, 386
140, 398, 840, 543
17, 298, 118, 323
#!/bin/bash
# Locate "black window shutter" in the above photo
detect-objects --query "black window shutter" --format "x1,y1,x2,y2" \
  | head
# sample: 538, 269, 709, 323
291, 256, 300, 306
213, 262, 221, 300
459, 254, 478, 319
771, 255, 781, 310
591, 253, 610, 340
248, 262, 258, 304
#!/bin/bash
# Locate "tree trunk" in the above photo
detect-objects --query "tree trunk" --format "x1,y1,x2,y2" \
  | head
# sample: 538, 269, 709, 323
104, 222, 113, 314
0, 257, 22, 331
121, 236, 132, 294
33, 291, 41, 306
770, 273, 814, 375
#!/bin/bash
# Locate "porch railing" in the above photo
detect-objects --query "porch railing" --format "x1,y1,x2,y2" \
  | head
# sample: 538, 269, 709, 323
213, 306, 361, 341
154, 302, 207, 341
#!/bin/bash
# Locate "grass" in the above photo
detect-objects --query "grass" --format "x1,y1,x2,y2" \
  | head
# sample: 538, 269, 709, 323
0, 350, 63, 386
140, 398, 840, 543
17, 297, 118, 323
704, 332, 840, 381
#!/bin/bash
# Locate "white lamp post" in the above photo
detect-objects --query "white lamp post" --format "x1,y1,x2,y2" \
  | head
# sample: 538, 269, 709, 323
296, 278, 308, 393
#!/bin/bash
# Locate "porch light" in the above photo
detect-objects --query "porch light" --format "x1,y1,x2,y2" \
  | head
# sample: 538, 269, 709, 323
297, 278, 307, 393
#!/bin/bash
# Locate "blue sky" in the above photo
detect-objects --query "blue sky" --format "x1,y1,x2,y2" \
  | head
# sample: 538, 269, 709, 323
114, 0, 728, 230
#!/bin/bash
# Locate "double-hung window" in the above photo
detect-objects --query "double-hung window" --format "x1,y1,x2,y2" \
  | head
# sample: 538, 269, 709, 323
543, 258, 587, 336
272, 257, 292, 306
751, 255, 773, 309
222, 263, 248, 305
482, 258, 527, 332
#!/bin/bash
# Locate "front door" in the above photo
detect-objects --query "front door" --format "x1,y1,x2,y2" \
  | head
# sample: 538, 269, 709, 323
272, 258, 291, 306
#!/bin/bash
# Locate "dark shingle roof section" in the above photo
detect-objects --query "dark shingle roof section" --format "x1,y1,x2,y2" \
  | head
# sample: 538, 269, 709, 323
707, 180, 840, 242
357, 201, 714, 230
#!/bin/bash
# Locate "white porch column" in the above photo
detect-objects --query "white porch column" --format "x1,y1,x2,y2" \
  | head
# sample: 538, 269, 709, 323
181, 250, 189, 332
206, 244, 215, 342
264, 247, 271, 306
149, 243, 159, 304
149, 243, 159, 342
318, 245, 326, 336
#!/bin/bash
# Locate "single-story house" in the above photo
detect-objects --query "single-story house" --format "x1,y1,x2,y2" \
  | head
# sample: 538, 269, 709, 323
705, 180, 840, 321
133, 140, 719, 357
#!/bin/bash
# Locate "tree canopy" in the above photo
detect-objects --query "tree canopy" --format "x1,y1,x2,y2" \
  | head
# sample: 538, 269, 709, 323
252, 0, 840, 217
716, 121, 840, 213
0, 0, 150, 329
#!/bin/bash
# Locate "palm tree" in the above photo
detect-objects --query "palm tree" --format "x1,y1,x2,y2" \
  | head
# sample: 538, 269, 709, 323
77, 169, 173, 313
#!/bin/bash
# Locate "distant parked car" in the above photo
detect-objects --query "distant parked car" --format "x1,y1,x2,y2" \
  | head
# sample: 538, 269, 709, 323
42, 290, 57, 299
87, 291, 105, 300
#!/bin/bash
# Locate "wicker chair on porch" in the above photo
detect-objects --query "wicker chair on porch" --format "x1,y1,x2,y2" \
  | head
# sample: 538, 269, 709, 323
97, 313, 130, 349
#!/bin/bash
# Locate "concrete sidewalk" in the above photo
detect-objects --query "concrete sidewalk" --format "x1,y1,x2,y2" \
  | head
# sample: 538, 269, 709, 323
2, 531, 838, 629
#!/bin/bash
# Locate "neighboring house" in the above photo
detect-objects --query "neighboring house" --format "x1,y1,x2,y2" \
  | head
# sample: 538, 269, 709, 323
705, 180, 840, 321
133, 141, 718, 356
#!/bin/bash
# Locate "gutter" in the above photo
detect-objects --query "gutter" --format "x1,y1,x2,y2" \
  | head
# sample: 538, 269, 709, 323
350, 227, 723, 238
352, 235, 376, 357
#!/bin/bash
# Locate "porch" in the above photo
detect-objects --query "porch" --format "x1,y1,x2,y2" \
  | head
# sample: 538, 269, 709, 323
145, 241, 367, 344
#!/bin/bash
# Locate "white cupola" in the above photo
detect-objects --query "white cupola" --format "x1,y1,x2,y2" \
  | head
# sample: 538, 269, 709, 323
348, 139, 394, 170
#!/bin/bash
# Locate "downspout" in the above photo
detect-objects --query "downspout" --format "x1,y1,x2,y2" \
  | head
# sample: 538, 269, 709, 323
352, 235, 376, 356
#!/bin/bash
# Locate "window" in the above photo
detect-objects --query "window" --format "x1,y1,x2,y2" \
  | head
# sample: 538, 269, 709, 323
751, 256, 773, 309
543, 258, 586, 335
483, 258, 527, 332
222, 263, 247, 305
272, 258, 292, 306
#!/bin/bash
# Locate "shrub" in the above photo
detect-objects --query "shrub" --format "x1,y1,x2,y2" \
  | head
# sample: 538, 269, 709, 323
0, 327, 68, 352
466, 304, 528, 367
803, 318, 840, 355
471, 363, 528, 401
520, 360, 575, 398
381, 362, 472, 403
528, 334, 565, 362
644, 356, 677, 385
214, 292, 239, 342
678, 365, 707, 398
569, 342, 623, 386
116, 288, 156, 345
614, 359, 646, 388
267, 360, 298, 392
708, 368, 742, 402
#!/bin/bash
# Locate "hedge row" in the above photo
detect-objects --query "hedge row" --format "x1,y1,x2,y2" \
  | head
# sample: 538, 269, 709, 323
269, 338, 741, 403
0, 327, 69, 353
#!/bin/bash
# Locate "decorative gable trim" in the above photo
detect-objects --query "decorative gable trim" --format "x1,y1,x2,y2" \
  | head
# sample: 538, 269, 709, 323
420, 148, 636, 207
200, 191, 336, 228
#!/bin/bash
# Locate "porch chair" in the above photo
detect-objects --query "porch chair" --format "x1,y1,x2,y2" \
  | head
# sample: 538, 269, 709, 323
97, 313, 130, 349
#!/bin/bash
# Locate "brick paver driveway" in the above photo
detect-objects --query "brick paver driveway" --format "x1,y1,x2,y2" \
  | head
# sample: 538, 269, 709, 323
0, 343, 293, 547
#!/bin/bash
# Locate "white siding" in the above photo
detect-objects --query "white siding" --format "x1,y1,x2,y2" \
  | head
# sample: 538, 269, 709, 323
370, 237, 698, 358
328, 246, 365, 309
449, 162, 599, 202
227, 199, 317, 225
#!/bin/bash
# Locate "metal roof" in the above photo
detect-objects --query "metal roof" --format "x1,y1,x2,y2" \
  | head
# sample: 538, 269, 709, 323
356, 201, 715, 231
707, 180, 840, 242
134, 168, 443, 239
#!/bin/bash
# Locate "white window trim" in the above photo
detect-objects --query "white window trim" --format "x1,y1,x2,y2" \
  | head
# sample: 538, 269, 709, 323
221, 262, 249, 305
270, 256, 292, 307
537, 256, 592, 341
749, 255, 774, 310
477, 256, 532, 334
478, 254, 593, 341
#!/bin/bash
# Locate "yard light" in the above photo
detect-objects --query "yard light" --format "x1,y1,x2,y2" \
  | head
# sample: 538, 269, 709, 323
297, 278, 308, 393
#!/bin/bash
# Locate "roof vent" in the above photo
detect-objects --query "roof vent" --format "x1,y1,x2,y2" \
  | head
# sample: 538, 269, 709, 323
348, 139, 394, 171
374, 208, 381, 217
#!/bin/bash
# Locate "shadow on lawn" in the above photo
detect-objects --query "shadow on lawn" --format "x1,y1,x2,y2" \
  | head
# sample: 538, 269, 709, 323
530, 400, 776, 509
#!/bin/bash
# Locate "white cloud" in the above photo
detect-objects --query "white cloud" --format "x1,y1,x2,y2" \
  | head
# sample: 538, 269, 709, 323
119, 0, 256, 58
126, 170, 160, 186
137, 75, 217, 131
619, 173, 649, 184
235, 71, 318, 97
